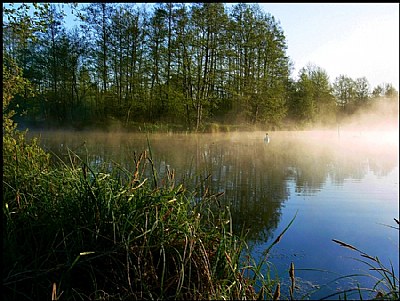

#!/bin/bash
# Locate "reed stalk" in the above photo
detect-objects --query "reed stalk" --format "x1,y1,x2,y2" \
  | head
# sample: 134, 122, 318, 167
3, 129, 282, 300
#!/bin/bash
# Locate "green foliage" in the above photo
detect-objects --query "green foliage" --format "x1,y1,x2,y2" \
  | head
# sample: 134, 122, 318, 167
3, 3, 398, 131
332, 75, 360, 113
288, 64, 336, 126
2, 53, 34, 135
3, 3, 293, 130
2, 2, 50, 44
228, 3, 290, 126
373, 83, 399, 99
3, 141, 269, 299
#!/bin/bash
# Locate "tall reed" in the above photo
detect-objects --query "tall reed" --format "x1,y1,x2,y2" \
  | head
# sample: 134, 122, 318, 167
293, 226, 399, 300
3, 129, 289, 300
326, 236, 399, 300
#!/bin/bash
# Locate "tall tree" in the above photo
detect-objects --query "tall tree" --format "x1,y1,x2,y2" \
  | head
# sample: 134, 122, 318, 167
289, 64, 335, 125
228, 4, 290, 126
354, 77, 370, 108
148, 4, 169, 120
290, 68, 315, 123
173, 3, 195, 129
5, 2, 395, 130
333, 74, 356, 113
190, 3, 229, 130
383, 83, 398, 99
3, 3, 50, 130
80, 3, 114, 95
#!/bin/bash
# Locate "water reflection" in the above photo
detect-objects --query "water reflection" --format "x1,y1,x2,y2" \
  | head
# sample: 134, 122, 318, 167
28, 130, 398, 247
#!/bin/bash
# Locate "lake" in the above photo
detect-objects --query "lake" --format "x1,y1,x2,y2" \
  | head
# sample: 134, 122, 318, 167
27, 129, 399, 299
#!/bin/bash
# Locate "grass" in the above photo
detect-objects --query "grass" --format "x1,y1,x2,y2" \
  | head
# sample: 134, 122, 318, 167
290, 228, 399, 300
3, 129, 293, 300
3, 128, 398, 300
326, 237, 399, 300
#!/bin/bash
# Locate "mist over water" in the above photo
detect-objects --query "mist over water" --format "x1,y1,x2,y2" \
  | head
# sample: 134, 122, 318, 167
25, 97, 398, 300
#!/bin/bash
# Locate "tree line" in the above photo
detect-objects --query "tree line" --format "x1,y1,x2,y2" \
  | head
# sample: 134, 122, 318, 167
3, 3, 398, 131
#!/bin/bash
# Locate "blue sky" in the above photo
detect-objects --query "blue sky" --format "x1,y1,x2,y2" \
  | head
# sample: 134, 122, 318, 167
256, 3, 399, 90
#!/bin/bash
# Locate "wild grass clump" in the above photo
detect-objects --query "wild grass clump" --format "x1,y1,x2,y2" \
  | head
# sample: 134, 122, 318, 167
3, 129, 278, 300
327, 235, 399, 300
9, 126, 397, 300
296, 223, 399, 300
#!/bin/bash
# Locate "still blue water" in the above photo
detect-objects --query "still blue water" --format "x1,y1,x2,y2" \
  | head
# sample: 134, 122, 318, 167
28, 129, 399, 300
250, 166, 398, 299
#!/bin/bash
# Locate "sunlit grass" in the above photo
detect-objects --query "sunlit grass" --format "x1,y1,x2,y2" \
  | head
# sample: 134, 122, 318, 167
3, 128, 398, 300
4, 131, 293, 300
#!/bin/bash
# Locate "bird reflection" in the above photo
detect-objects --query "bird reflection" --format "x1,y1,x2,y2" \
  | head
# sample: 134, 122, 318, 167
264, 133, 270, 144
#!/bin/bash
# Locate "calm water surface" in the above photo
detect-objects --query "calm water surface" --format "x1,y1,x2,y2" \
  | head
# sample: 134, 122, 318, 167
28, 129, 399, 299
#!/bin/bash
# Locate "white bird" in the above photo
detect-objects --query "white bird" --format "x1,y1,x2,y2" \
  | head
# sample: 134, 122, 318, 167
264, 133, 270, 144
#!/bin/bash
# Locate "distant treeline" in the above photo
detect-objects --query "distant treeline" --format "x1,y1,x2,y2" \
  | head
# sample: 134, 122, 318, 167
3, 3, 399, 131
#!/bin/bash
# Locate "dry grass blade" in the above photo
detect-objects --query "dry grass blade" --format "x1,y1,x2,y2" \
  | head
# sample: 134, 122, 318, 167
370, 267, 391, 274
273, 283, 280, 301
332, 239, 361, 252
257, 286, 264, 300
375, 291, 384, 299
51, 282, 57, 301
131, 178, 148, 190
273, 232, 284, 245
289, 261, 295, 298
263, 211, 298, 256
360, 253, 379, 263
289, 262, 295, 282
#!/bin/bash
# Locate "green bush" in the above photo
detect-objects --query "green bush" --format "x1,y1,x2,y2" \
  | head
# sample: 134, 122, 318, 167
3, 131, 264, 300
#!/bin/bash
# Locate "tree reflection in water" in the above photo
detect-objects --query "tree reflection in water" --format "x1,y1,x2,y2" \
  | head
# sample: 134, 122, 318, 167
28, 130, 398, 246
